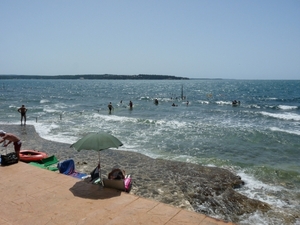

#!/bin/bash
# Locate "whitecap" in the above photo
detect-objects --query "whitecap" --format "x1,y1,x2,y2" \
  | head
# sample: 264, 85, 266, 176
250, 104, 261, 109
266, 97, 278, 100
270, 127, 300, 136
236, 171, 287, 207
260, 111, 300, 121
40, 99, 50, 104
197, 100, 209, 104
216, 101, 231, 105
43, 108, 60, 113
278, 105, 298, 110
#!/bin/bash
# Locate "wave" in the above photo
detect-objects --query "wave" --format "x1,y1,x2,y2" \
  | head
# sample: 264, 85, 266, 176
195, 100, 233, 105
266, 97, 278, 100
197, 100, 210, 104
270, 127, 300, 136
99, 114, 188, 129
260, 111, 300, 121
139, 96, 151, 101
249, 104, 261, 109
236, 168, 300, 225
250, 104, 299, 111
236, 170, 286, 207
215, 101, 232, 105
278, 105, 298, 110
42, 103, 70, 113
40, 99, 50, 104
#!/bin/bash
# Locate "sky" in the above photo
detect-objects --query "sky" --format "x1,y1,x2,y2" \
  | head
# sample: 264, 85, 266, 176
1, 1, 299, 79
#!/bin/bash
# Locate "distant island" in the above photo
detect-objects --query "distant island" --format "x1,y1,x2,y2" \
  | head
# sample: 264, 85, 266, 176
0, 74, 189, 80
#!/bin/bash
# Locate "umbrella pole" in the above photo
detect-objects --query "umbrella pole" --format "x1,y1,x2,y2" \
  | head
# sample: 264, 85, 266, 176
98, 151, 103, 185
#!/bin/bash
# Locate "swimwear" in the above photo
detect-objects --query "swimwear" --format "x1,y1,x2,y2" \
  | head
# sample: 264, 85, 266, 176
13, 141, 22, 153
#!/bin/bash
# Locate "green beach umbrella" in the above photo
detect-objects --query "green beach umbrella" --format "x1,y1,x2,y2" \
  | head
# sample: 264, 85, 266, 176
70, 131, 123, 183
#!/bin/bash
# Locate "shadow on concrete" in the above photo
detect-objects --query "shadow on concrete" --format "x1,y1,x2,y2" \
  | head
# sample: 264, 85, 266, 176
69, 180, 122, 199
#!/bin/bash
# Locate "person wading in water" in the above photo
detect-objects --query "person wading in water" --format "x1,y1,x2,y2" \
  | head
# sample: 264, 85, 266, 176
18, 105, 27, 125
108, 102, 114, 113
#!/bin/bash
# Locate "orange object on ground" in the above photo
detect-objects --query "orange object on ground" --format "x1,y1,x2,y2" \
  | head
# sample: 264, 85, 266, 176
19, 150, 48, 162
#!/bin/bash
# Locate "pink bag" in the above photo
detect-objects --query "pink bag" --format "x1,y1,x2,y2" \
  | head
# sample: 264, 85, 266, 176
124, 177, 132, 192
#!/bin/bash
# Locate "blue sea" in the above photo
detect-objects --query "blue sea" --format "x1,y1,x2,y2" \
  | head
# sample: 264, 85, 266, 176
0, 79, 299, 224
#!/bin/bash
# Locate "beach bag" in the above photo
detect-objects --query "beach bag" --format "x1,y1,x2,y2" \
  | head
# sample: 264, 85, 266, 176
124, 177, 132, 192
57, 159, 75, 175
1, 152, 18, 166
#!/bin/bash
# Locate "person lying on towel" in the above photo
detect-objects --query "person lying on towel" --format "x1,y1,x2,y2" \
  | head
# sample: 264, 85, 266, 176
108, 168, 125, 180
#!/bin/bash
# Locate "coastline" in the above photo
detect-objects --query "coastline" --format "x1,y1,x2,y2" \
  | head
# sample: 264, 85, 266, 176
0, 124, 269, 223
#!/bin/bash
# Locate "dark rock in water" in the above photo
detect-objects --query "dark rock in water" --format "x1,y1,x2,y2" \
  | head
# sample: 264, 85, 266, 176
220, 188, 271, 214
159, 161, 270, 221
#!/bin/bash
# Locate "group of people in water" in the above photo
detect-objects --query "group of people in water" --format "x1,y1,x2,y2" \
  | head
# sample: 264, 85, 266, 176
107, 99, 191, 112
107, 100, 133, 113
107, 98, 240, 112
232, 100, 241, 106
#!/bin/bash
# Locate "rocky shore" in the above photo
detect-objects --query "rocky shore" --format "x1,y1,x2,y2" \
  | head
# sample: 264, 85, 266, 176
0, 124, 270, 223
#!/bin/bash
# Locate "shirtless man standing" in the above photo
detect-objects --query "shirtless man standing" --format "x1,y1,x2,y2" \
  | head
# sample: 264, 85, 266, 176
0, 130, 22, 160
18, 105, 27, 125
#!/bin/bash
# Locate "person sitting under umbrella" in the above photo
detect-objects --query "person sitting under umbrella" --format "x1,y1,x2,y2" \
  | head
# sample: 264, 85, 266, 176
108, 168, 125, 180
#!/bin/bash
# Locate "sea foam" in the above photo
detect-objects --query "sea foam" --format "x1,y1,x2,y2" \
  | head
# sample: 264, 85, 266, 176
260, 111, 300, 121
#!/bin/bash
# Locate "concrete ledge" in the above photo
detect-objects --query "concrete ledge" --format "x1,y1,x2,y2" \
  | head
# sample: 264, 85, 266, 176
0, 162, 235, 225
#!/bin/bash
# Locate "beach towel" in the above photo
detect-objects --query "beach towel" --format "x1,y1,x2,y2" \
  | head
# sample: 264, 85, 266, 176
29, 155, 59, 171
29, 155, 58, 171
57, 159, 87, 179
42, 155, 59, 167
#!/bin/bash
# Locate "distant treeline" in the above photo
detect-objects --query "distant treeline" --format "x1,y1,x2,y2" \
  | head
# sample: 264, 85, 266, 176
0, 74, 189, 80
